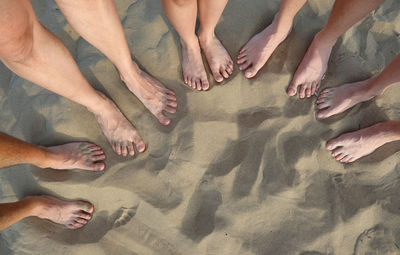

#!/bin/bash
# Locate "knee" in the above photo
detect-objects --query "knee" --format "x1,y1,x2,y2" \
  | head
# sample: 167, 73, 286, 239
170, 0, 193, 7
0, 1, 34, 62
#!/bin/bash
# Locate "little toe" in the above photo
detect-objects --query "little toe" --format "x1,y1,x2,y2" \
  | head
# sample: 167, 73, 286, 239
157, 113, 171, 126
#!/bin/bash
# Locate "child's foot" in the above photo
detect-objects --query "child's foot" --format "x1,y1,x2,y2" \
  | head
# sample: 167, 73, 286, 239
198, 32, 233, 83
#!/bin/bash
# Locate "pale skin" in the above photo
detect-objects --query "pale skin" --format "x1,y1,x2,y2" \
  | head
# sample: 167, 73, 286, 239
318, 54, 400, 163
54, 0, 178, 126
161, 0, 233, 91
287, 0, 386, 98
0, 0, 146, 156
0, 132, 101, 230
237, 0, 307, 78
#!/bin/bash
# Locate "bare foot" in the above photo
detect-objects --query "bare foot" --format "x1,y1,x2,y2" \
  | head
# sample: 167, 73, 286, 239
287, 32, 336, 98
237, 14, 291, 78
198, 33, 233, 83
316, 78, 378, 119
91, 92, 146, 157
121, 65, 178, 126
41, 142, 106, 171
181, 37, 209, 91
27, 195, 94, 229
326, 122, 400, 163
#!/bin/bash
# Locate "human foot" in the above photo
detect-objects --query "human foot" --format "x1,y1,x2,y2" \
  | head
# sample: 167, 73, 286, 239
316, 78, 378, 119
90, 92, 146, 157
121, 65, 178, 126
26, 195, 94, 229
180, 37, 210, 91
287, 32, 336, 98
41, 142, 106, 171
198, 32, 233, 83
237, 14, 291, 78
326, 122, 400, 163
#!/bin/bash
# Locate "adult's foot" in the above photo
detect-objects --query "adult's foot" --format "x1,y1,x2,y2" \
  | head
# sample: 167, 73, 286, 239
287, 31, 336, 98
180, 37, 209, 91
41, 142, 106, 171
326, 122, 400, 163
90, 92, 146, 157
120, 64, 178, 126
198, 32, 233, 83
26, 195, 94, 229
316, 78, 378, 119
237, 14, 291, 79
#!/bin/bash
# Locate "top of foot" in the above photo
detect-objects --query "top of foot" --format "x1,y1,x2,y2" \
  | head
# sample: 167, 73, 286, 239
237, 14, 291, 79
44, 142, 106, 171
180, 37, 210, 91
121, 66, 178, 126
27, 195, 94, 229
198, 33, 233, 83
316, 78, 377, 119
287, 32, 336, 99
91, 92, 146, 157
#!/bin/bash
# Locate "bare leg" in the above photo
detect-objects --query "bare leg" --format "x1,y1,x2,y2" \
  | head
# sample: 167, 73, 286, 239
54, 0, 177, 126
197, 0, 233, 83
317, 54, 400, 118
162, 0, 209, 91
237, 0, 306, 78
0, 0, 145, 156
287, 0, 385, 98
326, 121, 400, 163
0, 132, 105, 171
0, 195, 94, 230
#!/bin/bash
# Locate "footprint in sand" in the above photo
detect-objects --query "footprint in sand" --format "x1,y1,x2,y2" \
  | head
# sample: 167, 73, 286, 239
354, 225, 400, 255
181, 176, 222, 241
112, 206, 138, 228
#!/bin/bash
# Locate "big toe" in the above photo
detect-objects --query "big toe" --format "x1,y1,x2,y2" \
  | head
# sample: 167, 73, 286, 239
158, 113, 171, 126
244, 65, 260, 79
77, 201, 94, 213
317, 108, 333, 119
326, 138, 341, 150
135, 140, 146, 153
93, 162, 105, 171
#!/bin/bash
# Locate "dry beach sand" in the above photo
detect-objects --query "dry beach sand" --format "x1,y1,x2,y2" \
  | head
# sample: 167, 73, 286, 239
1, 0, 400, 254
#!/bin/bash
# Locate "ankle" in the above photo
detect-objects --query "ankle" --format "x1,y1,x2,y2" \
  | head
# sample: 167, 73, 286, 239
21, 196, 44, 218
314, 29, 338, 48
180, 36, 200, 50
271, 12, 293, 39
197, 29, 215, 45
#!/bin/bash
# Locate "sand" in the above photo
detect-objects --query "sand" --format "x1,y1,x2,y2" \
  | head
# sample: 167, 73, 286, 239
1, 0, 400, 254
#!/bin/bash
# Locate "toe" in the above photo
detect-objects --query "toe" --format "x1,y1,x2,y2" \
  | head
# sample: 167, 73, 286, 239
239, 61, 251, 71
114, 143, 122, 155
163, 106, 176, 114
74, 218, 88, 225
237, 56, 247, 65
305, 87, 311, 98
127, 142, 135, 156
166, 93, 177, 101
76, 211, 92, 220
195, 79, 202, 91
167, 100, 178, 108
310, 82, 317, 95
326, 138, 342, 150
317, 102, 330, 109
77, 201, 94, 213
299, 84, 307, 99
121, 145, 128, 157
331, 147, 343, 157
220, 68, 230, 79
91, 150, 105, 156
340, 155, 352, 163
317, 107, 333, 119
244, 65, 260, 79
200, 78, 209, 90
212, 70, 224, 83
92, 154, 106, 162
336, 153, 346, 161
70, 222, 84, 229
157, 113, 171, 126
287, 77, 301, 96
226, 65, 233, 74
94, 162, 105, 171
